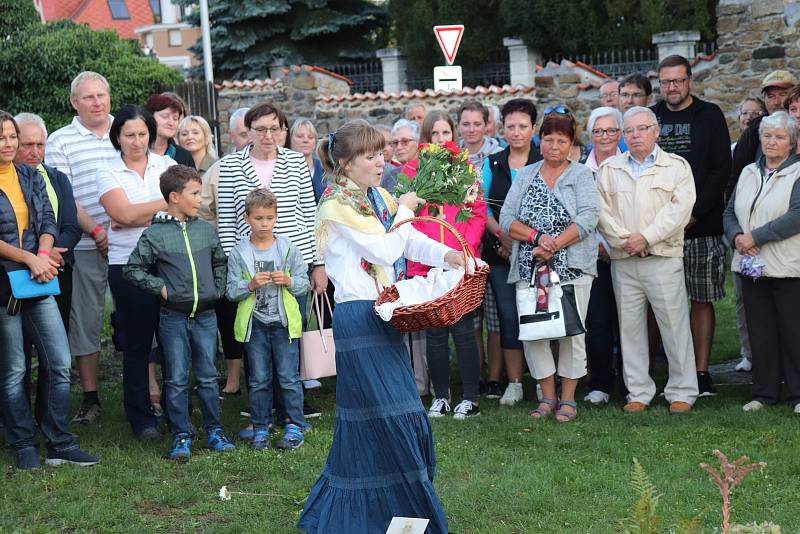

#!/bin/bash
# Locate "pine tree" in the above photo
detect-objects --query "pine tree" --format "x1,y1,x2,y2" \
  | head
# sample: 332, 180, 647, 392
178, 0, 389, 81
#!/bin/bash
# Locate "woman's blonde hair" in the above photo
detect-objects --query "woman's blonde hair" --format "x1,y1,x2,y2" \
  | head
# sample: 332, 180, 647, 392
316, 119, 386, 177
178, 115, 217, 159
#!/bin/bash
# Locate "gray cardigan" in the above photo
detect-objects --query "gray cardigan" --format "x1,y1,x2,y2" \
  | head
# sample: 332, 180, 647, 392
499, 160, 600, 283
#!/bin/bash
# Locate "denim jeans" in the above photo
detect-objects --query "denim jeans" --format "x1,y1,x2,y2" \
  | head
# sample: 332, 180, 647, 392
426, 311, 481, 402
159, 309, 221, 436
246, 320, 305, 430
108, 265, 159, 434
272, 290, 309, 418
0, 296, 76, 452
488, 264, 523, 350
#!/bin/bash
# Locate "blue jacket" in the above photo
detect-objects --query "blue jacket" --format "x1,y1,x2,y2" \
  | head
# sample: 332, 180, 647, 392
41, 164, 81, 266
0, 164, 57, 253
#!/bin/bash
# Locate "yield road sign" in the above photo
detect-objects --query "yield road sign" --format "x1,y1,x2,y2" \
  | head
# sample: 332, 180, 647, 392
433, 25, 464, 66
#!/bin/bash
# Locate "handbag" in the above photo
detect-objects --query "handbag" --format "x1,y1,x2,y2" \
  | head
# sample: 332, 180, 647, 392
300, 292, 336, 380
1, 261, 61, 316
516, 263, 584, 342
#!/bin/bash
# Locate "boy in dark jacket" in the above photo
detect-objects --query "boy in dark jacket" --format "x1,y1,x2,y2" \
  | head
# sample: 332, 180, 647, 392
124, 165, 234, 460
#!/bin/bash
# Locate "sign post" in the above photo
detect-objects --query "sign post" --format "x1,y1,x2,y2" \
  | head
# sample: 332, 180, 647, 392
433, 25, 464, 92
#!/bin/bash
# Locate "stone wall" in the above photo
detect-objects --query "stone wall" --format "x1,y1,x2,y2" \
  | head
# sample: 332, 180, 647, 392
693, 0, 800, 137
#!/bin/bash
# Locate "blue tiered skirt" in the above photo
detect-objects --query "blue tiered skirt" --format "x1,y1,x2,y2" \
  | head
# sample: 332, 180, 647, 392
297, 300, 449, 534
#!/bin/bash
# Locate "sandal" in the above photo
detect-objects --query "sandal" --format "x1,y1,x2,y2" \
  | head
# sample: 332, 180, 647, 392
555, 400, 578, 423
529, 399, 557, 419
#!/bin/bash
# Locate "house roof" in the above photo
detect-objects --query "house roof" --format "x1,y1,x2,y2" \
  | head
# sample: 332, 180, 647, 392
38, 0, 155, 40
317, 84, 536, 103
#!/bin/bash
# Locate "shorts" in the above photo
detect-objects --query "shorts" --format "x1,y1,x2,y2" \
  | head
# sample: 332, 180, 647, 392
683, 235, 726, 303
483, 279, 500, 333
69, 249, 109, 356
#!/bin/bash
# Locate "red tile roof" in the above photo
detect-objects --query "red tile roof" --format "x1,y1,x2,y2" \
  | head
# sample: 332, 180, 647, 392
38, 0, 155, 39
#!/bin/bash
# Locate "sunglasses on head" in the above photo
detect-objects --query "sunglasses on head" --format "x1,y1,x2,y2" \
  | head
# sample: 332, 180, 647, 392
544, 105, 571, 116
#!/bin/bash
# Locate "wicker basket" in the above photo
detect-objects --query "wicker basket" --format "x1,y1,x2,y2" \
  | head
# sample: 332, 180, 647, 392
374, 216, 489, 333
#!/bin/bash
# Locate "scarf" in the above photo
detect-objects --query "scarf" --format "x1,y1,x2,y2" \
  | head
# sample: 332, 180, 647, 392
315, 175, 401, 289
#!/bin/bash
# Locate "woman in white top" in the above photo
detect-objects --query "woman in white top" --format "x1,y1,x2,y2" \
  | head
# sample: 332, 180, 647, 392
96, 105, 174, 439
297, 120, 462, 534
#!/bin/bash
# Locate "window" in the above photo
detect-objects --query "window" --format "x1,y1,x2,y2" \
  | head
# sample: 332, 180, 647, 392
168, 29, 182, 47
107, 0, 130, 20
145, 33, 153, 49
149, 0, 161, 23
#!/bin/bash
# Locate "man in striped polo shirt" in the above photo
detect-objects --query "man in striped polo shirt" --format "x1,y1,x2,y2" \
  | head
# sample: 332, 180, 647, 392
45, 71, 116, 424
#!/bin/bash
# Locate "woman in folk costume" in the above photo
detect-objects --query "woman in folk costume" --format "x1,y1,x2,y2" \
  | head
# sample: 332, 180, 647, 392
298, 120, 463, 534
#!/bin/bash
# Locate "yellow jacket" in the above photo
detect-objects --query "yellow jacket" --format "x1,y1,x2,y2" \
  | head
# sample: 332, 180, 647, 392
597, 146, 696, 259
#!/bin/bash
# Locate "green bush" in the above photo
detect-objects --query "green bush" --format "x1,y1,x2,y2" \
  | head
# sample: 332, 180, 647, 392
0, 16, 182, 130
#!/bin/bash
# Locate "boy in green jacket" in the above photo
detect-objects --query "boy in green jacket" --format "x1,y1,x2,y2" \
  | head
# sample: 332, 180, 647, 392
124, 165, 234, 460
226, 188, 310, 450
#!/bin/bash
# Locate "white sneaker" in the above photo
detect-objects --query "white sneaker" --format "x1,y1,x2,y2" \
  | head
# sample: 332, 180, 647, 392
584, 390, 611, 405
303, 379, 323, 389
743, 400, 765, 412
794, 403, 800, 414
735, 356, 752, 372
499, 382, 523, 406
452, 400, 480, 420
428, 398, 450, 418
535, 383, 543, 402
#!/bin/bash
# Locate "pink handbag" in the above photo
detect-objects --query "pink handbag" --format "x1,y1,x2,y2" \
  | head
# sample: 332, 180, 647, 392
300, 293, 336, 380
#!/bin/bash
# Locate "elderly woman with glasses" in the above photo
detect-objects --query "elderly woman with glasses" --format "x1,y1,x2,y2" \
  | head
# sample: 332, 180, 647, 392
581, 107, 624, 405
380, 119, 420, 193
724, 111, 800, 415
499, 112, 600, 422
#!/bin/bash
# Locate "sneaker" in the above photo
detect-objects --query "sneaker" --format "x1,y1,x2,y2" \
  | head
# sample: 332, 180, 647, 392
16, 447, 41, 470
208, 428, 236, 452
697, 372, 718, 397
303, 400, 322, 419
499, 382, 523, 406
584, 390, 610, 405
71, 401, 101, 424
485, 381, 503, 399
303, 379, 322, 389
136, 427, 163, 441
452, 400, 480, 420
240, 406, 251, 417
45, 447, 99, 467
535, 383, 543, 402
168, 434, 192, 460
250, 430, 270, 450
794, 403, 800, 414
237, 425, 254, 441
428, 398, 451, 418
743, 400, 765, 412
275, 423, 304, 450
735, 355, 752, 372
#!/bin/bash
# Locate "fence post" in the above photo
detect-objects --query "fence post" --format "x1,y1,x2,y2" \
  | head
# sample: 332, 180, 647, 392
376, 48, 408, 93
503, 38, 540, 87
652, 31, 701, 62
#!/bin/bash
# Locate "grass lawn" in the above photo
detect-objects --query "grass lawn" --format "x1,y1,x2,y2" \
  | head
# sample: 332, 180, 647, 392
2, 275, 798, 533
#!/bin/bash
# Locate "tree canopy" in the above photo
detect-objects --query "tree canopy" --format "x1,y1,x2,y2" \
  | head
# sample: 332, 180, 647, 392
0, 7, 183, 130
177, 0, 390, 81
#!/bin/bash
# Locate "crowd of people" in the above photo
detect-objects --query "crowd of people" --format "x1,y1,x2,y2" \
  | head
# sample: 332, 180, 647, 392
1, 55, 798, 496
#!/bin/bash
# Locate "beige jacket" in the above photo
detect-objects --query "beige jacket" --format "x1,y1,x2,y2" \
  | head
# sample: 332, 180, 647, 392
198, 158, 221, 229
727, 160, 800, 278
597, 146, 696, 259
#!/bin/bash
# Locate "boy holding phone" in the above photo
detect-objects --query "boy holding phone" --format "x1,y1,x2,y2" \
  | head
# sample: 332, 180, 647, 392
226, 188, 310, 450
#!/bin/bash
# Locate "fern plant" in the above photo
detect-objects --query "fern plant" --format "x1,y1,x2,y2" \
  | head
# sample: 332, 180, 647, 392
619, 458, 661, 534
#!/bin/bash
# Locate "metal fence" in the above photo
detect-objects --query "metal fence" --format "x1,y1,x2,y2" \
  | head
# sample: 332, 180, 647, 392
545, 42, 717, 78
317, 60, 384, 94
160, 80, 221, 154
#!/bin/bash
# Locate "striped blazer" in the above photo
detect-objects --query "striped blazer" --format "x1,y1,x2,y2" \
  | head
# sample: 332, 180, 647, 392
216, 144, 319, 264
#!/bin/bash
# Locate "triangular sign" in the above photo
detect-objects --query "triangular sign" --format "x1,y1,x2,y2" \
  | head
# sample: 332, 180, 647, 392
433, 25, 464, 66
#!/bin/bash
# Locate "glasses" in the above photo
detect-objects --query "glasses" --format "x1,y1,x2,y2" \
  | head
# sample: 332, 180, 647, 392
620, 91, 646, 100
659, 77, 689, 88
544, 105, 571, 116
740, 111, 764, 119
591, 127, 620, 137
389, 138, 415, 147
600, 91, 619, 99
251, 126, 286, 137
623, 124, 658, 136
